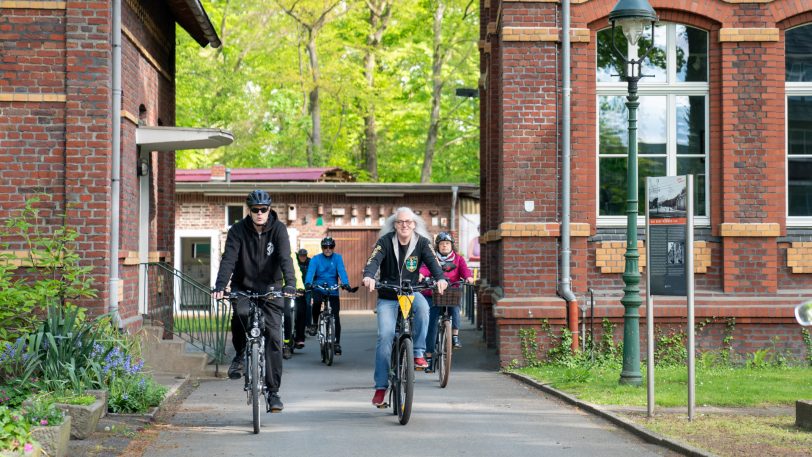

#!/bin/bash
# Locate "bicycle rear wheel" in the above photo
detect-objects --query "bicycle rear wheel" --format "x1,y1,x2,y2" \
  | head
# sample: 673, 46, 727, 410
251, 343, 261, 434
438, 320, 452, 388
395, 337, 414, 425
325, 316, 335, 366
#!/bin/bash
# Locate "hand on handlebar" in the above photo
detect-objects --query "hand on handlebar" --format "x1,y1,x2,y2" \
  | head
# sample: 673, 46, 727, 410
212, 289, 224, 300
436, 279, 448, 295
362, 277, 376, 292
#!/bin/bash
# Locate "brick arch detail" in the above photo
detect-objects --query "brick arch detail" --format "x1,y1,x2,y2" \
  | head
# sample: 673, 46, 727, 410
778, 12, 812, 31
575, 1, 731, 30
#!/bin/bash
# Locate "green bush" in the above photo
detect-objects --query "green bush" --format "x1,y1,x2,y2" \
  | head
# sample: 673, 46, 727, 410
0, 197, 97, 343
108, 375, 167, 414
21, 398, 64, 427
0, 406, 33, 454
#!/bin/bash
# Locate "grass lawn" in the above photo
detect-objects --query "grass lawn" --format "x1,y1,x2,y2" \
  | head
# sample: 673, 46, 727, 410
516, 364, 812, 407
515, 364, 812, 456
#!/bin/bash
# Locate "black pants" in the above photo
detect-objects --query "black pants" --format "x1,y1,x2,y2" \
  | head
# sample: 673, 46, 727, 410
312, 292, 341, 344
231, 296, 283, 392
283, 298, 293, 343
294, 293, 310, 342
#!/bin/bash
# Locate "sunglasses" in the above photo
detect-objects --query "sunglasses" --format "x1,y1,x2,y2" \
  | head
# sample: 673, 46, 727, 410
322, 245, 335, 250
250, 207, 269, 214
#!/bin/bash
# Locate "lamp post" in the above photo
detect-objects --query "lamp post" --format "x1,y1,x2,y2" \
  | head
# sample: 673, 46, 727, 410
608, 0, 658, 386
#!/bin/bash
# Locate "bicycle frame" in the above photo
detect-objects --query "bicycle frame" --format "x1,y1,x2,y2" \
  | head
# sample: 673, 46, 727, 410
312, 283, 341, 366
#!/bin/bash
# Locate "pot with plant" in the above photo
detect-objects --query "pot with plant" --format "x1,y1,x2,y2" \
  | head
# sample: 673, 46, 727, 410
23, 398, 70, 457
0, 406, 41, 457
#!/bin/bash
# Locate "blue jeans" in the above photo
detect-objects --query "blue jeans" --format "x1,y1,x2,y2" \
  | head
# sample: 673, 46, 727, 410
425, 296, 461, 354
373, 293, 429, 389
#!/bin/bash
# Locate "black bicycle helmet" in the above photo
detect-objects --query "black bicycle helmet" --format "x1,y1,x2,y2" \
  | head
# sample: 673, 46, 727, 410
321, 236, 336, 248
246, 190, 271, 207
297, 248, 308, 256
435, 231, 455, 250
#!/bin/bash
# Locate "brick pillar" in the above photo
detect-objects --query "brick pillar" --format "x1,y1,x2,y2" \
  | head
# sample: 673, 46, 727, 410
719, 34, 784, 294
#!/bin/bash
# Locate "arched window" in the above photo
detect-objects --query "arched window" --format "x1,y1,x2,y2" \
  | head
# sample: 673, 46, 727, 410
596, 23, 709, 224
786, 24, 812, 222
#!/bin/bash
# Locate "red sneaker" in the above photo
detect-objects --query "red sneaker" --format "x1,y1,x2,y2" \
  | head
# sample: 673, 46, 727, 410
414, 357, 429, 369
372, 389, 387, 406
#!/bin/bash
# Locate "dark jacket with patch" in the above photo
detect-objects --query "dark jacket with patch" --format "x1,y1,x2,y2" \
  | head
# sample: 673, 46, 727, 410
362, 231, 445, 300
214, 210, 295, 293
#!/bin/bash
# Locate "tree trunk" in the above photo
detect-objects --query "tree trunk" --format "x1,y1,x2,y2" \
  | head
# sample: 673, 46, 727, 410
421, 1, 445, 183
307, 38, 322, 165
363, 0, 392, 181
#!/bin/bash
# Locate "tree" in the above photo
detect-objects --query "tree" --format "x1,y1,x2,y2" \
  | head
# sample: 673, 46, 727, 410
362, 0, 393, 180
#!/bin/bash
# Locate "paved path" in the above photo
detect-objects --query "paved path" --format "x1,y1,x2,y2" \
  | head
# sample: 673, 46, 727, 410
143, 314, 679, 457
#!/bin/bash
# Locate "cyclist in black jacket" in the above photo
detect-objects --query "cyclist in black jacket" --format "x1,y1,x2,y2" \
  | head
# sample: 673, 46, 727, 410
211, 190, 296, 413
362, 207, 447, 406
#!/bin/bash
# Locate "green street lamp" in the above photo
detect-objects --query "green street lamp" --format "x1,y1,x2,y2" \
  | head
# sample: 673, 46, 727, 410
608, 0, 658, 386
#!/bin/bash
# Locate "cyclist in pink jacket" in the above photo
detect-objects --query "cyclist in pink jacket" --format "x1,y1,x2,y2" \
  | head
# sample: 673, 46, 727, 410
419, 232, 474, 371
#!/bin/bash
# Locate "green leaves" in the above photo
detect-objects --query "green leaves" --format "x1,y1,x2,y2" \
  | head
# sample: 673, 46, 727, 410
175, 0, 479, 183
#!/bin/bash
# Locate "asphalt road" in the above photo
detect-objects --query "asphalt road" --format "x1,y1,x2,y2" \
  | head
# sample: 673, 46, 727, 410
142, 313, 677, 457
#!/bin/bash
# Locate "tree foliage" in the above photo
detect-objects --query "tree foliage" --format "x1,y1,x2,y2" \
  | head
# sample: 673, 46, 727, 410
175, 0, 479, 183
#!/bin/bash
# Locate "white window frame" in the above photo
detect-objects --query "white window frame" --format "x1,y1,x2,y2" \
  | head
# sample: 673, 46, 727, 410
786, 24, 812, 226
596, 22, 710, 227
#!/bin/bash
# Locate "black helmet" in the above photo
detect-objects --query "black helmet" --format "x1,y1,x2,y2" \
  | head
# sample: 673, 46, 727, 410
297, 248, 308, 256
321, 236, 336, 248
435, 232, 455, 250
246, 190, 271, 207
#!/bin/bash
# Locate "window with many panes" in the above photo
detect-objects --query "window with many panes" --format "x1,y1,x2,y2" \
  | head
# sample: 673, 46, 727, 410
786, 24, 812, 223
597, 23, 709, 224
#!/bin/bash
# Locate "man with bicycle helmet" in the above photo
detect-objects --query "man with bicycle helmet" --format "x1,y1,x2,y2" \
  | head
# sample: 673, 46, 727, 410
305, 236, 351, 355
361, 207, 448, 407
419, 232, 475, 371
211, 190, 296, 413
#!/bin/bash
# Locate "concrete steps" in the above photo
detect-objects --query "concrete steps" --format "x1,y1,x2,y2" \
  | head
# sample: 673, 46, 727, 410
137, 325, 223, 378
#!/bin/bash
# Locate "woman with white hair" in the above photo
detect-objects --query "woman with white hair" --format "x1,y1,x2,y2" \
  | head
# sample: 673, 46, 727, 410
362, 207, 448, 407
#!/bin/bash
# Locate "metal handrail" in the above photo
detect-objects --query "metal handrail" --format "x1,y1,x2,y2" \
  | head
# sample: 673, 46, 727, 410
141, 262, 231, 367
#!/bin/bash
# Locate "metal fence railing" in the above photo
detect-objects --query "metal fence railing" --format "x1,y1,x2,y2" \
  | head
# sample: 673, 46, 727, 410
141, 262, 231, 367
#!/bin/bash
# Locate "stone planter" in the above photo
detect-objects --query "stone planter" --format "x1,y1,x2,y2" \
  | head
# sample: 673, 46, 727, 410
54, 392, 106, 440
30, 416, 71, 457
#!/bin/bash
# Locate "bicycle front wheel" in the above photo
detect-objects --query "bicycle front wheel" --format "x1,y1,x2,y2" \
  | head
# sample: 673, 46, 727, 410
438, 320, 452, 388
395, 337, 414, 425
325, 316, 335, 366
251, 343, 261, 434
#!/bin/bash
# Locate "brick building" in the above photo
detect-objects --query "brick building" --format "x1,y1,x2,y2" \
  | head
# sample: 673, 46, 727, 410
0, 1, 229, 329
175, 165, 481, 311
479, 0, 812, 365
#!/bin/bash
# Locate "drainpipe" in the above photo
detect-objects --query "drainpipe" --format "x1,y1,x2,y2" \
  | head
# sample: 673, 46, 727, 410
451, 186, 459, 234
109, 0, 122, 326
558, 0, 579, 351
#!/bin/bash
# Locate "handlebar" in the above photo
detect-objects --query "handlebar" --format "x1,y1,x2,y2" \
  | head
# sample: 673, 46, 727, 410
307, 283, 359, 293
219, 288, 300, 300
374, 279, 438, 294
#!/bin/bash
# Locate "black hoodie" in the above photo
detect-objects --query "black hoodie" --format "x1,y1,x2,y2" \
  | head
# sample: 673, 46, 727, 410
214, 210, 296, 294
362, 231, 445, 300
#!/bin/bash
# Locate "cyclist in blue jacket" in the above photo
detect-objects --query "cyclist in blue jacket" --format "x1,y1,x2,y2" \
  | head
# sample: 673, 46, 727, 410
305, 236, 351, 355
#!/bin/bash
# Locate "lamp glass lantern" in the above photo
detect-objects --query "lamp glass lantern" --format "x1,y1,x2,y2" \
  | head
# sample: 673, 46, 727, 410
608, 0, 658, 387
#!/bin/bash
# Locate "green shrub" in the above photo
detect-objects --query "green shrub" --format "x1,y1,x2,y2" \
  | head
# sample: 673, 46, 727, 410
0, 406, 33, 453
21, 398, 64, 427
108, 375, 167, 414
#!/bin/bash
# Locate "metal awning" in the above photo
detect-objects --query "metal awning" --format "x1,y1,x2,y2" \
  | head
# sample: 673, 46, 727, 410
136, 126, 234, 151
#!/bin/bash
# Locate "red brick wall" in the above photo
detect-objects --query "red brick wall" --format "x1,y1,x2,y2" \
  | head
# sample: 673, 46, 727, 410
0, 1, 180, 329
480, 0, 812, 365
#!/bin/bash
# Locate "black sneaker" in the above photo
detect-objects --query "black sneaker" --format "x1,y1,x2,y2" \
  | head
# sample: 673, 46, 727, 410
424, 356, 434, 374
228, 354, 243, 380
267, 393, 284, 413
306, 326, 317, 337
282, 346, 292, 360
334, 344, 342, 356
452, 335, 462, 349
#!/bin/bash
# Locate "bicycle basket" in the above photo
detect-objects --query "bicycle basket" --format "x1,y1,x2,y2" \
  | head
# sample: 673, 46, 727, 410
433, 287, 462, 307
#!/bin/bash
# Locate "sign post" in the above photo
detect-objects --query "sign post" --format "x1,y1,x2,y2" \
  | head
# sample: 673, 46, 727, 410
646, 175, 694, 419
